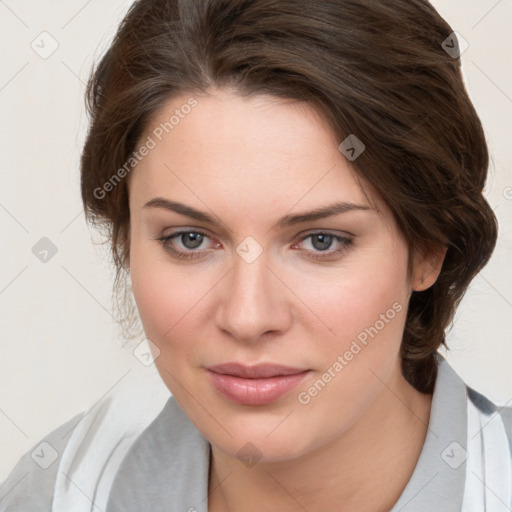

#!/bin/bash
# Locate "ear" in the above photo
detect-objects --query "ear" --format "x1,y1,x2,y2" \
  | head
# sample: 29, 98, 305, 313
411, 244, 447, 292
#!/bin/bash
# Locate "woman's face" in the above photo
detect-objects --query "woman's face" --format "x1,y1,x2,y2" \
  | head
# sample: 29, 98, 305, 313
128, 88, 427, 462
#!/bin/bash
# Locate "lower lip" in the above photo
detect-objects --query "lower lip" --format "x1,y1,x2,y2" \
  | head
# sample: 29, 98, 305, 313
207, 370, 310, 405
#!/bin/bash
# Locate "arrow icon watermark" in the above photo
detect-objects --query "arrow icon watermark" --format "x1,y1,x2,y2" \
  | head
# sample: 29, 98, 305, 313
338, 134, 366, 161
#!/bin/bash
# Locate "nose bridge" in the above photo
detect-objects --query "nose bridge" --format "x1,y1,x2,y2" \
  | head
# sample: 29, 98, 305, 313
232, 247, 271, 301
215, 244, 290, 342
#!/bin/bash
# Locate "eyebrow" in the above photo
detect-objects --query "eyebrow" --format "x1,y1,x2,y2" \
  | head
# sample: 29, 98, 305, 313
143, 197, 372, 229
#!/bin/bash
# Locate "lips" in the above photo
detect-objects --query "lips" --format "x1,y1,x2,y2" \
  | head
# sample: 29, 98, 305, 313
208, 362, 307, 379
207, 362, 310, 405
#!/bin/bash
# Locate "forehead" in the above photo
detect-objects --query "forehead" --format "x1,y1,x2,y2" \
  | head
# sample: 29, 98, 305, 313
128, 89, 382, 219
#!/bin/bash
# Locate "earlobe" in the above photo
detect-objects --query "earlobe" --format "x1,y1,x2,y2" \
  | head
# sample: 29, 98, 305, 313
412, 245, 447, 292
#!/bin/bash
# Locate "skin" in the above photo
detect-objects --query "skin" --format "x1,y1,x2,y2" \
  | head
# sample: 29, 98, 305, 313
127, 88, 445, 511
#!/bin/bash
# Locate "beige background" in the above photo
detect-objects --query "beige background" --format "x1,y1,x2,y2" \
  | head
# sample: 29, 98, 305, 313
1, 0, 511, 482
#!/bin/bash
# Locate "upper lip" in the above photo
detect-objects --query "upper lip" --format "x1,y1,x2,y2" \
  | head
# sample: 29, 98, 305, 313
207, 363, 308, 379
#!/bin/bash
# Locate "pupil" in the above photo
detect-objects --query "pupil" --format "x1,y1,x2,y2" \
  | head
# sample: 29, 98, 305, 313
313, 234, 332, 251
183, 233, 203, 249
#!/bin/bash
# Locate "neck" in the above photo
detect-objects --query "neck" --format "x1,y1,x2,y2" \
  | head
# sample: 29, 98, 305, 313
208, 365, 433, 512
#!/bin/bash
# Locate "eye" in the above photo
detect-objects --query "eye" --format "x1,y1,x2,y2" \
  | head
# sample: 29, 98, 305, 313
156, 229, 353, 262
293, 231, 353, 261
156, 230, 219, 260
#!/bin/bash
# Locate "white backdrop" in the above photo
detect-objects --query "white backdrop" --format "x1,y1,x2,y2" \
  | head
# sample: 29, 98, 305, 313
1, 0, 511, 482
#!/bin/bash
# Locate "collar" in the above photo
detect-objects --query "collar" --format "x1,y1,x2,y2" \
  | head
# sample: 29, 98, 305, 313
390, 354, 467, 511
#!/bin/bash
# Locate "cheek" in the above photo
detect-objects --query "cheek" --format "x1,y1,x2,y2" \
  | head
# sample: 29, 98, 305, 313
295, 240, 410, 414
311, 243, 410, 347
129, 239, 200, 347
289, 250, 410, 443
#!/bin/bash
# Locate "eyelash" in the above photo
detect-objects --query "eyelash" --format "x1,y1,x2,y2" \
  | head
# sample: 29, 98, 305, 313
156, 230, 353, 261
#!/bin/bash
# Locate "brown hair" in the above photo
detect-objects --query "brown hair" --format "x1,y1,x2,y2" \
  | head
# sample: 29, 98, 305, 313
81, 0, 498, 393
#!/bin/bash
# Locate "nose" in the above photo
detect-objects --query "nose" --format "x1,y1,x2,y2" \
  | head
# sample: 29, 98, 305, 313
214, 247, 293, 344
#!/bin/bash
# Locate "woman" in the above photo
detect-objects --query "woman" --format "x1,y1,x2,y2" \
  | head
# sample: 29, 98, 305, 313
1, 0, 511, 510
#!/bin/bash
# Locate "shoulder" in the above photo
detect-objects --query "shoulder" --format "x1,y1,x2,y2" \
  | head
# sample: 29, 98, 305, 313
467, 385, 512, 456
0, 368, 184, 512
0, 412, 85, 512
435, 355, 512, 456
0, 367, 172, 512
